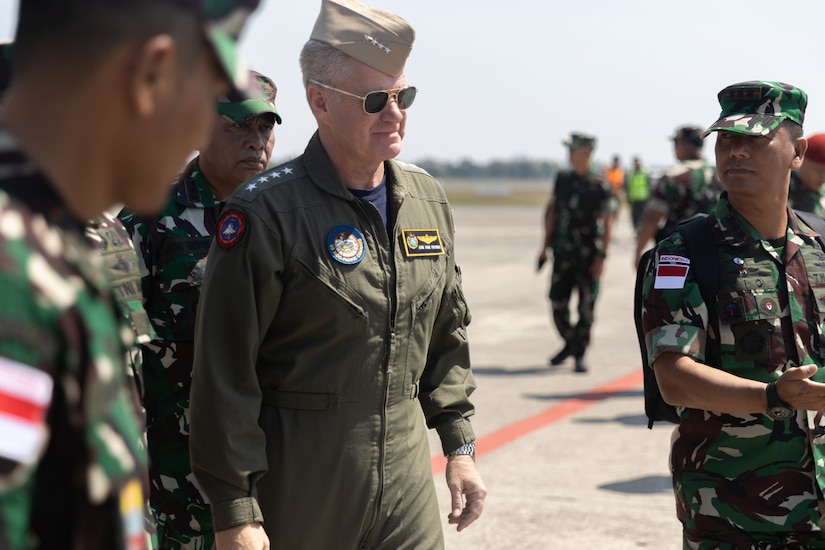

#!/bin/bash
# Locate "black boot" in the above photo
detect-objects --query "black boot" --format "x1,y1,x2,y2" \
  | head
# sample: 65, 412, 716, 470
549, 343, 573, 366
573, 355, 589, 373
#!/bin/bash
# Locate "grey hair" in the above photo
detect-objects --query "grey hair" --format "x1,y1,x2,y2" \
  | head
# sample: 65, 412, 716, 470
299, 39, 352, 89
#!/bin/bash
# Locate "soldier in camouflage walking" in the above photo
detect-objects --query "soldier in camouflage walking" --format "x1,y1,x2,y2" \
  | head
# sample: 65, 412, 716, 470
538, 133, 614, 373
633, 125, 720, 267
788, 132, 825, 216
640, 81, 825, 548
0, 0, 259, 548
119, 71, 280, 550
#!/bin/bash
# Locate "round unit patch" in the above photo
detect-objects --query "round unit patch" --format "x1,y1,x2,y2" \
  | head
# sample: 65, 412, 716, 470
327, 225, 366, 265
216, 210, 247, 249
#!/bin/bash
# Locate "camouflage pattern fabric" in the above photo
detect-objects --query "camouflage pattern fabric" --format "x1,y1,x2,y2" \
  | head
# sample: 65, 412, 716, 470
87, 212, 159, 549
0, 129, 148, 550
547, 168, 612, 355
120, 158, 221, 550
787, 170, 825, 217
704, 81, 807, 138
645, 158, 720, 242
641, 193, 825, 548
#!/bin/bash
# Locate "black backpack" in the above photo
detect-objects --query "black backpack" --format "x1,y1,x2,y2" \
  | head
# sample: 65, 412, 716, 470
633, 210, 825, 429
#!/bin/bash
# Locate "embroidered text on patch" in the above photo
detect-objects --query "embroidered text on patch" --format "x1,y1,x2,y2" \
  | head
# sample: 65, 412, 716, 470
654, 254, 690, 289
364, 34, 391, 54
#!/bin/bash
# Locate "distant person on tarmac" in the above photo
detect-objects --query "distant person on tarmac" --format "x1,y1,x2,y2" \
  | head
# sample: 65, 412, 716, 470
626, 155, 651, 230
538, 132, 614, 373
640, 80, 825, 547
633, 125, 719, 267
788, 132, 825, 215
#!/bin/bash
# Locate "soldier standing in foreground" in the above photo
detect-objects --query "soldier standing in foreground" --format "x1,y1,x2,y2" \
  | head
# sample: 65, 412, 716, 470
0, 0, 258, 548
120, 71, 280, 550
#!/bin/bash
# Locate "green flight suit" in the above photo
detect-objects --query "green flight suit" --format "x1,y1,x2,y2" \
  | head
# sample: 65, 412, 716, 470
190, 133, 476, 549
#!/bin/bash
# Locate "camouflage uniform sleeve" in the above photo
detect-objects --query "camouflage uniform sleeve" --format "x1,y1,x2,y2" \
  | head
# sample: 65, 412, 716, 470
418, 222, 477, 454
646, 175, 671, 215
118, 209, 154, 304
190, 207, 274, 531
641, 233, 710, 365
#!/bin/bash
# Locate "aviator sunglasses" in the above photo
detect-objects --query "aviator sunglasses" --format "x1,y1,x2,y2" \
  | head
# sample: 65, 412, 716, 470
309, 80, 418, 114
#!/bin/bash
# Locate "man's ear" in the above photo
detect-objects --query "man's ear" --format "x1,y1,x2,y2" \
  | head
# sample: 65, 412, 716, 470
128, 35, 176, 117
791, 137, 808, 170
306, 84, 330, 121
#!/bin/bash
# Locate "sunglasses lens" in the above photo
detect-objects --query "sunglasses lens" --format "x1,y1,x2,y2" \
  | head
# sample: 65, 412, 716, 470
397, 87, 417, 110
364, 91, 389, 114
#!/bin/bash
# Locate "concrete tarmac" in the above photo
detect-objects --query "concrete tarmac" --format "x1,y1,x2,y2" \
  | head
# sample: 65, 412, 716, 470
429, 204, 683, 549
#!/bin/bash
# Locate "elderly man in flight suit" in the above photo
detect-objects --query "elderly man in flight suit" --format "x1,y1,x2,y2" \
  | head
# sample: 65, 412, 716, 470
189, 1, 487, 548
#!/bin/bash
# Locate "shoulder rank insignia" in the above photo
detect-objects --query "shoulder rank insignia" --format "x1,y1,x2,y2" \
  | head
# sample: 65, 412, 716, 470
402, 229, 445, 257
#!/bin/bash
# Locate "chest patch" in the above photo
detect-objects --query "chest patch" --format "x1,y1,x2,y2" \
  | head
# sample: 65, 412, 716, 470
327, 225, 367, 265
654, 254, 690, 289
402, 228, 445, 257
216, 210, 247, 249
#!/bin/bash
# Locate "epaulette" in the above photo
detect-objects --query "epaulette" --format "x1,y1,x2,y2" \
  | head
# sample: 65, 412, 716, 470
235, 161, 306, 200
393, 159, 432, 177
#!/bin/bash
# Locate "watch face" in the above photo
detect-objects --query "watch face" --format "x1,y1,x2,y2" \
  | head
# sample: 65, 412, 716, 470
767, 406, 793, 420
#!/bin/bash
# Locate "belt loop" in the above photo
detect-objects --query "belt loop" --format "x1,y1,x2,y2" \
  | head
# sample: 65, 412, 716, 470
410, 380, 420, 399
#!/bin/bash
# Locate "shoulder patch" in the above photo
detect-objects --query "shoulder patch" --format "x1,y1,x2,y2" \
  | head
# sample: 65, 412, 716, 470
216, 209, 247, 249
653, 254, 690, 289
0, 355, 53, 465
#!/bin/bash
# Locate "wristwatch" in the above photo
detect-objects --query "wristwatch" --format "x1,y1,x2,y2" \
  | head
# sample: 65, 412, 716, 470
446, 441, 476, 460
765, 380, 793, 421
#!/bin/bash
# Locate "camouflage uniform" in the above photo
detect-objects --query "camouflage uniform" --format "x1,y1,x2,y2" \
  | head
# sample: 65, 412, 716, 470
787, 170, 825, 216
120, 159, 222, 550
641, 193, 825, 548
646, 158, 719, 242
86, 212, 159, 548
548, 167, 613, 356
0, 130, 148, 549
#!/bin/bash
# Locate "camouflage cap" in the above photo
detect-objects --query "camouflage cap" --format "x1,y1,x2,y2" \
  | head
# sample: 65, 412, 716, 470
562, 132, 597, 149
702, 80, 807, 138
310, 0, 415, 77
189, 0, 262, 96
217, 70, 282, 124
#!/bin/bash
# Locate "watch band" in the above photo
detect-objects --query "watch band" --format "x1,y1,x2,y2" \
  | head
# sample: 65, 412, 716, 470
446, 441, 476, 459
766, 380, 791, 409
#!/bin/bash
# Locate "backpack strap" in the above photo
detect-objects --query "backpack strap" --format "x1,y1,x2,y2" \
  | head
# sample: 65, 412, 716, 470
794, 209, 825, 251
677, 214, 719, 304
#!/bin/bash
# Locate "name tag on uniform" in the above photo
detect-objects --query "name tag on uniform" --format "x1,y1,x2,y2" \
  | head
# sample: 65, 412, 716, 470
402, 229, 445, 257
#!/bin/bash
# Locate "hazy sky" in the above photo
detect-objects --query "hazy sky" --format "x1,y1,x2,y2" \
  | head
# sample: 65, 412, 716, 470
2, 1, 825, 169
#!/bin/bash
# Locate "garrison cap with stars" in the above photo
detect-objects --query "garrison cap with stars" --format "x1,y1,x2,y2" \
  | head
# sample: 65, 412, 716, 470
309, 0, 415, 77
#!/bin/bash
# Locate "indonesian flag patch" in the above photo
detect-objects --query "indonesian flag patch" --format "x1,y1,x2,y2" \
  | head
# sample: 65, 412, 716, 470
654, 254, 691, 289
0, 356, 53, 464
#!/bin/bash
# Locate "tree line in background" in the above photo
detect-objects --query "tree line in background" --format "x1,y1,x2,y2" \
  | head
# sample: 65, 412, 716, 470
413, 158, 561, 180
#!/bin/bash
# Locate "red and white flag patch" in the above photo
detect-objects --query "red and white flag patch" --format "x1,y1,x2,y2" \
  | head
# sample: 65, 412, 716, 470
654, 254, 691, 289
0, 356, 53, 464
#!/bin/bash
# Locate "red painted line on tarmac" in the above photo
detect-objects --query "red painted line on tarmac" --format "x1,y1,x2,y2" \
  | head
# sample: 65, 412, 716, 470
431, 369, 644, 475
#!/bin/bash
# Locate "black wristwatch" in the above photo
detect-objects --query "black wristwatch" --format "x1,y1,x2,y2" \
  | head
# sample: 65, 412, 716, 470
765, 380, 793, 421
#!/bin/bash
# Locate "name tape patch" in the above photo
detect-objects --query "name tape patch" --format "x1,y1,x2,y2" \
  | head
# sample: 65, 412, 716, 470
402, 229, 445, 257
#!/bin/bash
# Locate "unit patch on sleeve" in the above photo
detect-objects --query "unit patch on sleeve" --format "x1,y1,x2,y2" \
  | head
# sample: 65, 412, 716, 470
653, 254, 691, 289
0, 355, 54, 464
402, 229, 445, 257
216, 210, 247, 249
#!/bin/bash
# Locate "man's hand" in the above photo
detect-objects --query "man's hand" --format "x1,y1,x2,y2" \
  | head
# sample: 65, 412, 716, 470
215, 522, 269, 550
537, 249, 549, 272
445, 455, 487, 532
777, 364, 825, 410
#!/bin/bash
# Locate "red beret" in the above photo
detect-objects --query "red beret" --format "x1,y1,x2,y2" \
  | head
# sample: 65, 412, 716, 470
806, 133, 825, 164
